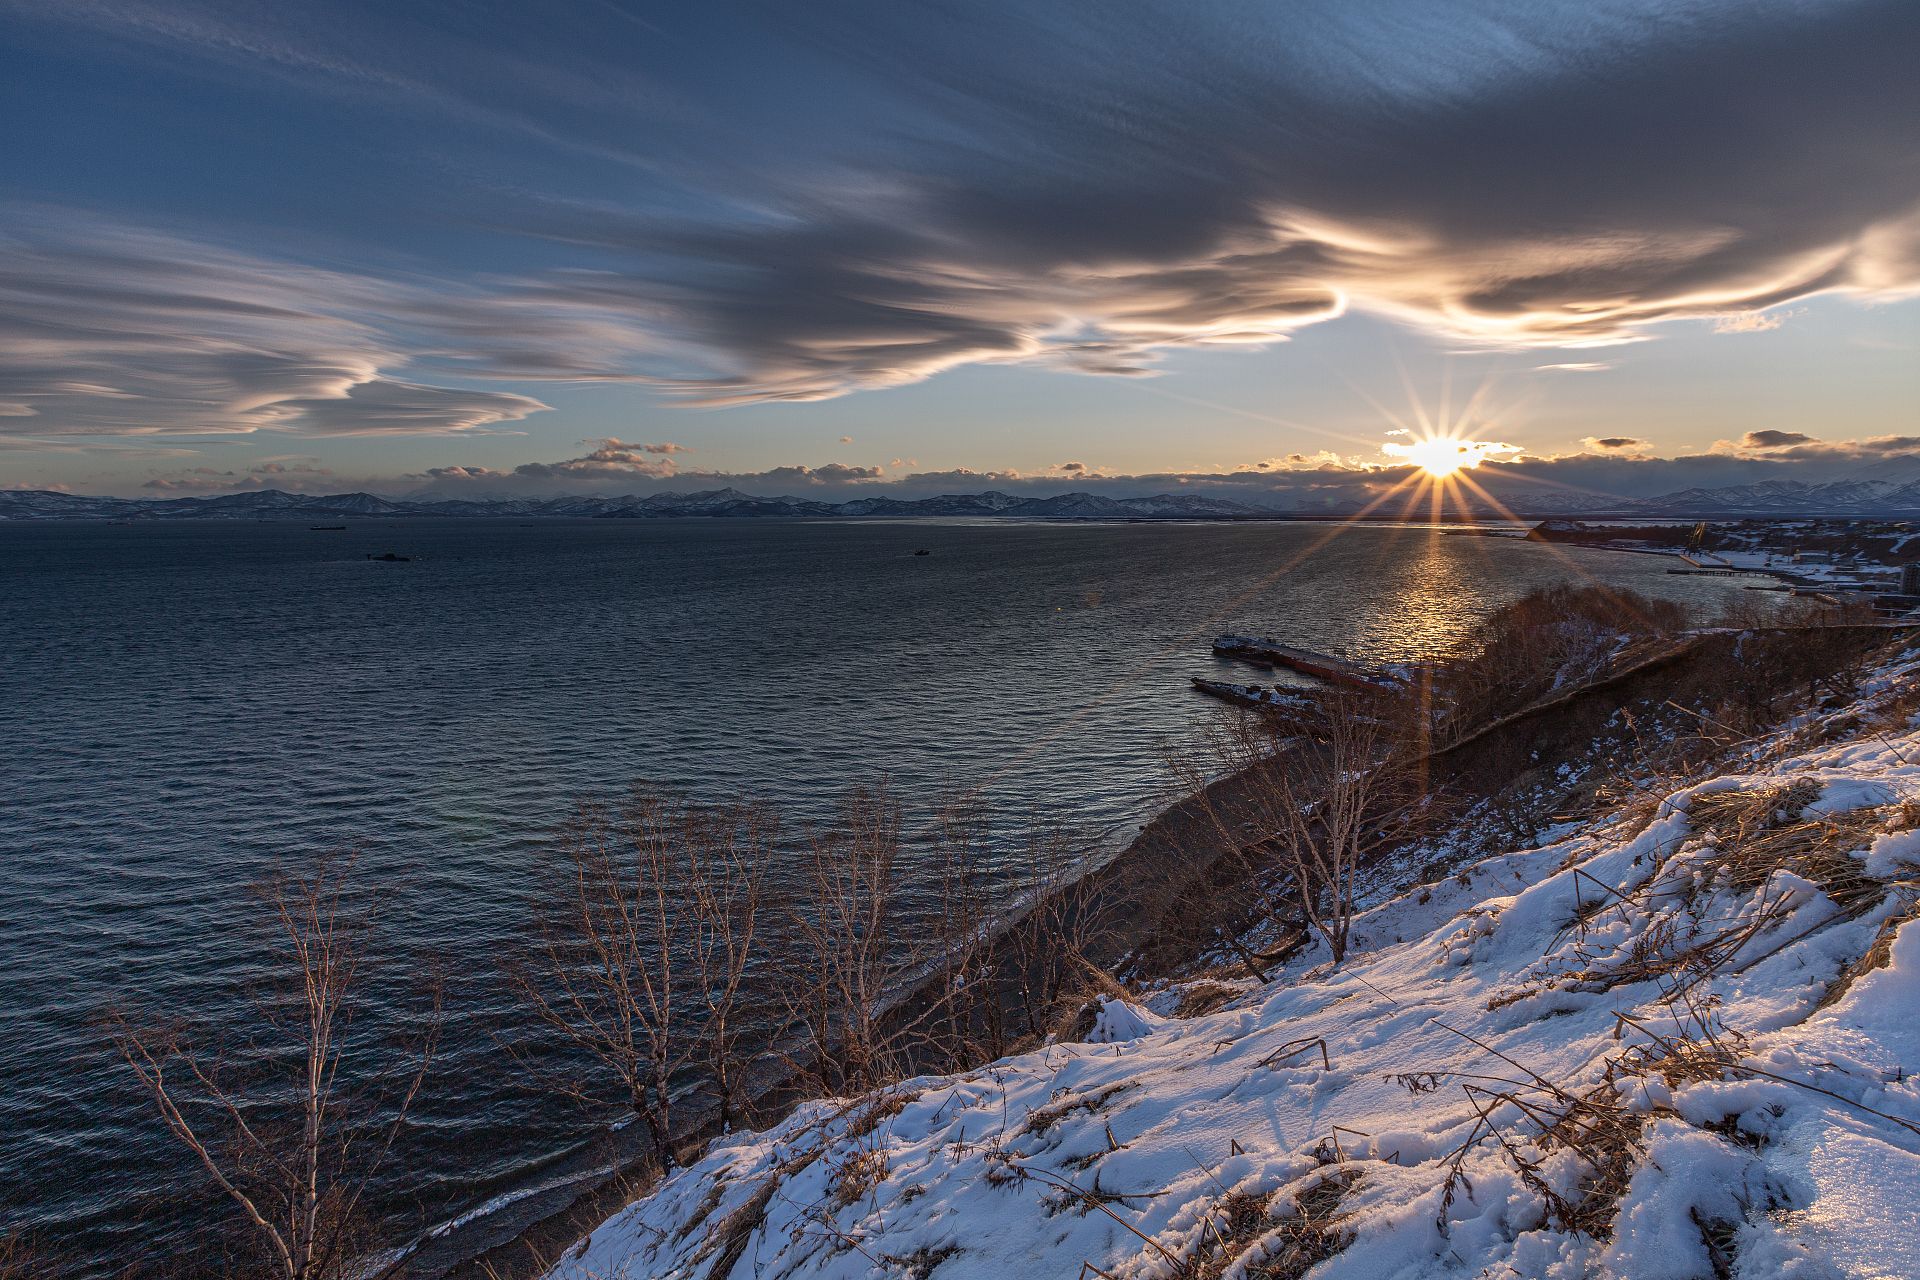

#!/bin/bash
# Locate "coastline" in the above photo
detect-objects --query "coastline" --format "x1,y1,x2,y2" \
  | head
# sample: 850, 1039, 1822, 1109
407, 774, 1250, 1278
425, 616, 1920, 1278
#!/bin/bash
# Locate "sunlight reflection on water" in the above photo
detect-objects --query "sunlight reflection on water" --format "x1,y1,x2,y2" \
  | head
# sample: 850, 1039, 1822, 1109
0, 517, 1757, 1266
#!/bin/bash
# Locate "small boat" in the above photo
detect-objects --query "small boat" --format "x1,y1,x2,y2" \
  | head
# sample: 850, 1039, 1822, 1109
366, 551, 412, 562
913, 549, 932, 556
310, 525, 346, 531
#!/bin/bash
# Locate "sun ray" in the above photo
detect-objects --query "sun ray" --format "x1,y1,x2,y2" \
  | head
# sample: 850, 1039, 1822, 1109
979, 468, 1430, 779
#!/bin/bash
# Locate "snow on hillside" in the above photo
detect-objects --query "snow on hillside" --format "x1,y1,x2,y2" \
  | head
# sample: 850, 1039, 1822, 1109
546, 653, 1920, 1280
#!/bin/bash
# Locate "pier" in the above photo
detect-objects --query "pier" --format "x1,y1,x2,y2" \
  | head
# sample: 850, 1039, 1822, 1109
1189, 677, 1322, 714
1211, 635, 1400, 689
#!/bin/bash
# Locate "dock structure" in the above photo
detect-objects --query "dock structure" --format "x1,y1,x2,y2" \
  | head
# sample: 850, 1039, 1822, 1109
1211, 634, 1400, 690
1189, 677, 1322, 714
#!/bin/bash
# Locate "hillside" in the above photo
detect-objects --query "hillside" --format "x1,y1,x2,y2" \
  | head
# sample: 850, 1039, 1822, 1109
540, 647, 1920, 1280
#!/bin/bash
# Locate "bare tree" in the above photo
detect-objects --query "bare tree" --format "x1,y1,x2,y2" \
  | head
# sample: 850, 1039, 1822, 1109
0, 1235, 56, 1280
912, 794, 1001, 1066
103, 856, 438, 1280
509, 786, 772, 1168
1431, 585, 1689, 744
998, 824, 1108, 1041
776, 785, 914, 1095
1184, 693, 1428, 965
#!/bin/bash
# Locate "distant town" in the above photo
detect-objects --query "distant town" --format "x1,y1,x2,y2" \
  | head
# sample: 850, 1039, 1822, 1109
1525, 517, 1920, 616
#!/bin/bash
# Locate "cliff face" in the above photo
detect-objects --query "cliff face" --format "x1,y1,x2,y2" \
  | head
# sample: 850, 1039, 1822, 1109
544, 648, 1920, 1280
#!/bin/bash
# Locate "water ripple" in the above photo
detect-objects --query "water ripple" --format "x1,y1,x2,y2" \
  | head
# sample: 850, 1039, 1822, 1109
0, 517, 1752, 1269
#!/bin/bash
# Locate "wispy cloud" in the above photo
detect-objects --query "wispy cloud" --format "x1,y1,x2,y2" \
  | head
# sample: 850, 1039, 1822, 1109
1712, 309, 1794, 334
4, 0, 1918, 428
0, 211, 553, 437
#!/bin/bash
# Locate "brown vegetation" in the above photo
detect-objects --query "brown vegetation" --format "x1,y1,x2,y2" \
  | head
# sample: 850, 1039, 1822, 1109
506, 786, 772, 1169
103, 856, 439, 1280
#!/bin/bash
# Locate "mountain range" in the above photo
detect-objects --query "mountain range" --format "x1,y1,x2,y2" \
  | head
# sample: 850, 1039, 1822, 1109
7, 477, 1920, 521
0, 486, 1272, 522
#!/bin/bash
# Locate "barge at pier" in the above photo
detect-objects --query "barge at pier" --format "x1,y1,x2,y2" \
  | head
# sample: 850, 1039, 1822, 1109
1211, 635, 1401, 689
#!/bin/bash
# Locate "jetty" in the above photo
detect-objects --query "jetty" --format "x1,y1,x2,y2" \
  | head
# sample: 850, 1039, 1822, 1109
1189, 677, 1322, 714
1211, 635, 1400, 690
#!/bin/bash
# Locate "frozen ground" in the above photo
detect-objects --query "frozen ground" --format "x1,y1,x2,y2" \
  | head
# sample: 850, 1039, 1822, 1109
545, 650, 1920, 1280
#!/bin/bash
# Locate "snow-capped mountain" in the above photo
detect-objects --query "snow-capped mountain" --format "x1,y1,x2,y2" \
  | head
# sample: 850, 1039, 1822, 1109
1620, 478, 1920, 516
0, 487, 1273, 522
10, 477, 1920, 522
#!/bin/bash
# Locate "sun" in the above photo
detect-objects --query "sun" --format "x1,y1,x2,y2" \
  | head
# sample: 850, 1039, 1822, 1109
1393, 435, 1474, 478
1378, 432, 1518, 479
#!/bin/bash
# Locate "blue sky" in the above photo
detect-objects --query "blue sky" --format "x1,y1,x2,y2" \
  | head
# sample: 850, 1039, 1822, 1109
2, 0, 1917, 503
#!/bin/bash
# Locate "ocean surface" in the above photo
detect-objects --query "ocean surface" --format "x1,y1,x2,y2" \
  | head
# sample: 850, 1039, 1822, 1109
0, 517, 1761, 1267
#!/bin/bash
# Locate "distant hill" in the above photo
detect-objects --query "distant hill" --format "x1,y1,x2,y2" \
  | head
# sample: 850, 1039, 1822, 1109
9, 476, 1920, 521
0, 487, 1274, 522
1617, 478, 1920, 516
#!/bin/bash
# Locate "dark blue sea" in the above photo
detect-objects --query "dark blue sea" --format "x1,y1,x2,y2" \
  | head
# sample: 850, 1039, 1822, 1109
0, 518, 1757, 1268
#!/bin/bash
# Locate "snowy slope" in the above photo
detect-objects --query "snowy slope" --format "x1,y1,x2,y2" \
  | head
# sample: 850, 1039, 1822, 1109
545, 650, 1920, 1280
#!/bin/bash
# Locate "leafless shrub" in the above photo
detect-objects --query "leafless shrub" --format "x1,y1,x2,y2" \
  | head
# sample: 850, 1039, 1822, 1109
1707, 611, 1880, 731
775, 785, 920, 1095
1431, 585, 1689, 744
0, 1236, 57, 1280
914, 796, 1007, 1065
1181, 692, 1431, 966
508, 785, 772, 1169
999, 825, 1114, 1042
102, 855, 439, 1280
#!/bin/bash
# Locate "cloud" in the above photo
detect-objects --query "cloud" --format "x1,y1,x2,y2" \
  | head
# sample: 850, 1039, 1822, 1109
1058, 461, 1086, 473
1583, 436, 1653, 455
1742, 430, 1817, 449
6, 1, 1918, 423
839, 435, 854, 444
1380, 437, 1521, 470
510, 437, 684, 480
753, 463, 885, 485
1741, 433, 1920, 464
476, 0, 1920, 404
0, 211, 551, 437
78, 427, 1920, 504
268, 379, 548, 437
142, 456, 339, 492
1712, 310, 1792, 334
1537, 362, 1611, 373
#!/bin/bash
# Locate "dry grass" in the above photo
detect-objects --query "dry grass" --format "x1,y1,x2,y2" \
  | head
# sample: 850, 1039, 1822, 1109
1814, 896, 1920, 1011
879, 1243, 962, 1278
845, 1088, 917, 1142
831, 1147, 889, 1208
1171, 1190, 1274, 1280
1023, 1082, 1137, 1138
1172, 982, 1239, 1018
1691, 780, 1891, 916
0, 1237, 55, 1280
1244, 1170, 1360, 1280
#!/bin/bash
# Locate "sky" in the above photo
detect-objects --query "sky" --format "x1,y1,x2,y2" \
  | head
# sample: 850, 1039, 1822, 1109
2, 0, 1917, 506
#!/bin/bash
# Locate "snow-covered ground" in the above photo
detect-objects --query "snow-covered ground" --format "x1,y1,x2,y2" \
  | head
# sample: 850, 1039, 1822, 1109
545, 652, 1920, 1280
